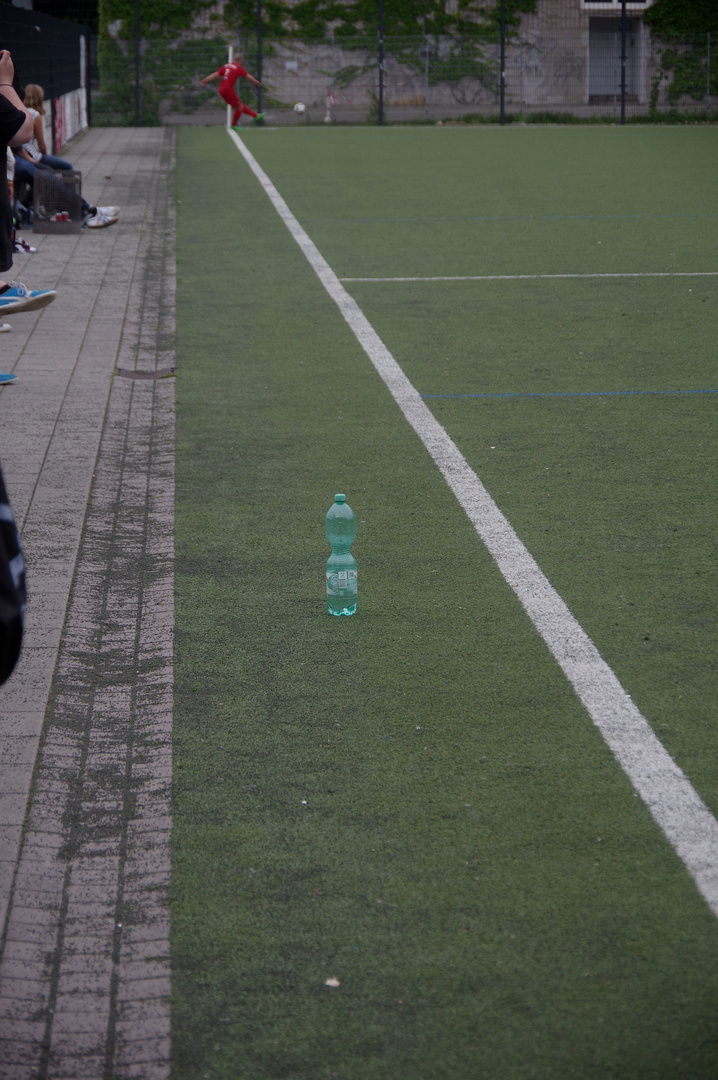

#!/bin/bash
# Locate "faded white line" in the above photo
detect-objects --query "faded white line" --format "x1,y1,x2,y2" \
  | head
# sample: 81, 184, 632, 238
228, 127, 718, 919
340, 272, 718, 282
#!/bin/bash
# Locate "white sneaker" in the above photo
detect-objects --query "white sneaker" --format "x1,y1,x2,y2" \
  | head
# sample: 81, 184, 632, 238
97, 206, 119, 220
0, 323, 11, 333
84, 212, 116, 229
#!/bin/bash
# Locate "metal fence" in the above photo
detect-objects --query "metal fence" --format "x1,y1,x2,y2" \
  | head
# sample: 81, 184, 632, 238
2, 4, 91, 150
1, 4, 90, 102
93, 21, 717, 127
244, 31, 717, 123
3, 1, 716, 128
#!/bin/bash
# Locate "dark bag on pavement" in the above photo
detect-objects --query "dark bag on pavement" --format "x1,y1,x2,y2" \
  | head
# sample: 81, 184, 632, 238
0, 464, 26, 685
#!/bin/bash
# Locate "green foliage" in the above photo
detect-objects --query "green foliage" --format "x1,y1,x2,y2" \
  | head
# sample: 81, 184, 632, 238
483, 0, 539, 36
643, 1, 717, 108
365, 88, 381, 122
460, 110, 583, 123
224, 0, 537, 42
97, 0, 538, 123
332, 63, 373, 90
659, 42, 718, 101
649, 35, 717, 107
426, 39, 495, 85
96, 30, 230, 124
99, 0, 206, 35
644, 0, 718, 37
649, 69, 662, 115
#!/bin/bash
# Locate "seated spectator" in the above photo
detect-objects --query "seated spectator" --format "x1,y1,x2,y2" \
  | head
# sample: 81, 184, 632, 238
13, 151, 118, 229
7, 147, 34, 254
15, 86, 119, 229
22, 85, 74, 172
0, 50, 55, 347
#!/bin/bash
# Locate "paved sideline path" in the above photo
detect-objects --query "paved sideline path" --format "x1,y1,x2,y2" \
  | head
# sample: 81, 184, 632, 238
0, 127, 175, 1078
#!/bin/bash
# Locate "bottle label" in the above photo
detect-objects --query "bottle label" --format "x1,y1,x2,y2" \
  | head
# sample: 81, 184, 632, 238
326, 569, 357, 597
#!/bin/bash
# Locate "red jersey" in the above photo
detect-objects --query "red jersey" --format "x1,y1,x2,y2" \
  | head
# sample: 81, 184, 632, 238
218, 62, 248, 89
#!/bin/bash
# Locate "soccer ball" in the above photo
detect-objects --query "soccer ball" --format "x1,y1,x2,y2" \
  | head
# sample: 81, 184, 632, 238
294, 102, 306, 114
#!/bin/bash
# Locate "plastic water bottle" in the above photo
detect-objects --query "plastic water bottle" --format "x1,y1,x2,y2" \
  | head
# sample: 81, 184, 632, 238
325, 494, 357, 616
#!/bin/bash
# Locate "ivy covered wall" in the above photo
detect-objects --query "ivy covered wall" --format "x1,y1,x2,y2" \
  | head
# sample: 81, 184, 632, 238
225, 0, 536, 41
99, 0, 208, 34
96, 0, 716, 123
99, 0, 537, 44
644, 0, 718, 37
644, 0, 718, 107
97, 0, 536, 121
97, 0, 226, 122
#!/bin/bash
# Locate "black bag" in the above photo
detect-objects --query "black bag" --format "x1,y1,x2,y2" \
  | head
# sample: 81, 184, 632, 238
0, 464, 26, 685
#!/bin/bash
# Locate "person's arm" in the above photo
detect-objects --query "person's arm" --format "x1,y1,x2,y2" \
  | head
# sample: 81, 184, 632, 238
33, 113, 47, 155
16, 147, 34, 162
0, 51, 32, 144
200, 70, 220, 86
244, 73, 261, 89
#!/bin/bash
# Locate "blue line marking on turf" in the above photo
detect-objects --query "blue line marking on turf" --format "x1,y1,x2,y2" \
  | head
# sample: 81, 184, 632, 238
421, 389, 718, 400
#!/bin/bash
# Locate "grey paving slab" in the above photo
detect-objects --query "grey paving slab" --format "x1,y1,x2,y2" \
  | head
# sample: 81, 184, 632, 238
0, 736, 37, 763
0, 126, 175, 1078
0, 795, 30, 828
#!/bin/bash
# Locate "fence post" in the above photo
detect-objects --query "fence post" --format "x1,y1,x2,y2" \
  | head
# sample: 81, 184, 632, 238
620, 0, 627, 124
134, 0, 141, 126
500, 0, 506, 124
227, 44, 233, 128
520, 37, 523, 113
378, 0, 384, 125
82, 33, 91, 128
708, 32, 711, 105
257, 0, 263, 116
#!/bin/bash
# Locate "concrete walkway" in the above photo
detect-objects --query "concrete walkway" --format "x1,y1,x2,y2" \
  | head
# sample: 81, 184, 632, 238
0, 127, 175, 1078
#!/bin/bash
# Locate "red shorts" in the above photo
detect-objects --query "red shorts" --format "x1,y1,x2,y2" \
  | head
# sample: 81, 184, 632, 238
219, 83, 243, 109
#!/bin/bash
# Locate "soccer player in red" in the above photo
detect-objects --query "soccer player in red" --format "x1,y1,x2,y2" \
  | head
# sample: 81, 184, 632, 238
201, 58, 264, 127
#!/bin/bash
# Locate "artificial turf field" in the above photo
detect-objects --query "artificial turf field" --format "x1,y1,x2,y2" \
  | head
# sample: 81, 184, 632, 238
172, 125, 718, 1079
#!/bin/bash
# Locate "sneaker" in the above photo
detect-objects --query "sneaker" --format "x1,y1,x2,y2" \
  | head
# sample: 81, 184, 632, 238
0, 282, 57, 314
97, 206, 119, 220
13, 237, 36, 254
0, 372, 18, 384
0, 323, 10, 333
84, 211, 116, 229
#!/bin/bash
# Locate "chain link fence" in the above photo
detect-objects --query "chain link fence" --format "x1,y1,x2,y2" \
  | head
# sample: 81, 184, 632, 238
92, 23, 718, 126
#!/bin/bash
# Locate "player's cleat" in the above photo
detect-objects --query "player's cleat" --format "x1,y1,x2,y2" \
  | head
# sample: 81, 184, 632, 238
254, 112, 266, 125
0, 282, 56, 314
0, 372, 18, 384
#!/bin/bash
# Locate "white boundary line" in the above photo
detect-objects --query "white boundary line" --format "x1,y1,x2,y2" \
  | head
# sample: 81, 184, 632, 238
228, 128, 718, 919
341, 272, 718, 282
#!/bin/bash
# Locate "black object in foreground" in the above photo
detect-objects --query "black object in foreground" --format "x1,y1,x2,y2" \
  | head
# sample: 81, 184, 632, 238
0, 463, 26, 684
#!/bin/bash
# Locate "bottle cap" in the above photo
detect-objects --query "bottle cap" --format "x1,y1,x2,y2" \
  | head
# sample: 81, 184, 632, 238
335, 494, 346, 503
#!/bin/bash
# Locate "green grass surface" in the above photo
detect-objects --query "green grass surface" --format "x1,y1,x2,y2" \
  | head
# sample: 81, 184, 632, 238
173, 126, 718, 1079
